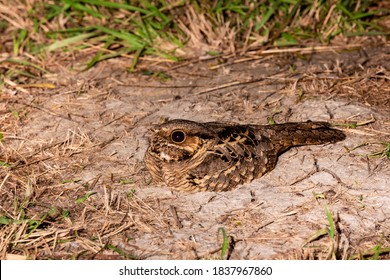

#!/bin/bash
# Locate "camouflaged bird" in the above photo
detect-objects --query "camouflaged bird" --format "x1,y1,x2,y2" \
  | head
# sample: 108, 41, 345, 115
144, 119, 345, 192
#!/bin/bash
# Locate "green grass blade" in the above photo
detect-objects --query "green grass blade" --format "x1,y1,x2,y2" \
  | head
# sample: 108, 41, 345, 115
13, 29, 28, 56
336, 4, 354, 18
0, 216, 11, 225
326, 207, 335, 239
71, 2, 106, 19
218, 227, 229, 259
3, 58, 49, 74
129, 46, 145, 72
84, 48, 131, 71
106, 244, 137, 259
302, 228, 328, 246
46, 32, 98, 51
139, 0, 169, 21
79, 0, 150, 14
255, 6, 275, 31
94, 26, 145, 49
75, 191, 96, 204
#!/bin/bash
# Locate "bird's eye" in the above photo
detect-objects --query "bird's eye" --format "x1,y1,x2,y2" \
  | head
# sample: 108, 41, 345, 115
171, 130, 186, 143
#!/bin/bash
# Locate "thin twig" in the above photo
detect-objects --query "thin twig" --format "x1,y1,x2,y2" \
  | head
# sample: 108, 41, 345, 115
170, 205, 183, 229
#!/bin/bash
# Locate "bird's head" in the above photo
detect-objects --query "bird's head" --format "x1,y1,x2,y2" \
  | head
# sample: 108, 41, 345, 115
147, 119, 216, 162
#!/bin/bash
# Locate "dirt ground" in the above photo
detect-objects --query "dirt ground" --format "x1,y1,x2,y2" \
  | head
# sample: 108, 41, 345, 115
1, 39, 389, 259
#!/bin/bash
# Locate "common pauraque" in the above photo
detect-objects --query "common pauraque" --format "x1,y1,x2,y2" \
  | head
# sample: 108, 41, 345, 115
144, 119, 346, 192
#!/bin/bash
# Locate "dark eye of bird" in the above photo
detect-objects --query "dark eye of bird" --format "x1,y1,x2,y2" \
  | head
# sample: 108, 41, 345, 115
171, 130, 186, 143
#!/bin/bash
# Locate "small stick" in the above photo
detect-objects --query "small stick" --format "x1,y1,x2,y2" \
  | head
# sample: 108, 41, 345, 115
170, 205, 183, 229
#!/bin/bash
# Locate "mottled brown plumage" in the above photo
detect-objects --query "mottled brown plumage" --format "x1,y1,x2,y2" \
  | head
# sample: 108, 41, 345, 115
144, 119, 345, 192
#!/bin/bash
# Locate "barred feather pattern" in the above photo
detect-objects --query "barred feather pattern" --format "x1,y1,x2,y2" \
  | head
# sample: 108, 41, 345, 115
144, 119, 345, 192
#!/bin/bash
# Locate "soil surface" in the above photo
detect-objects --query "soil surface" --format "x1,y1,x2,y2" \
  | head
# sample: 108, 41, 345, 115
1, 41, 389, 259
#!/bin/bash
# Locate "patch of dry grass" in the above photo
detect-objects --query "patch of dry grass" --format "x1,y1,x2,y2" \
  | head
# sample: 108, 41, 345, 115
0, 120, 145, 259
1, 0, 389, 82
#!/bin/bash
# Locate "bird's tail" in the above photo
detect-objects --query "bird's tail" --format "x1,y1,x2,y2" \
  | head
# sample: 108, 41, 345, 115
260, 121, 346, 153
